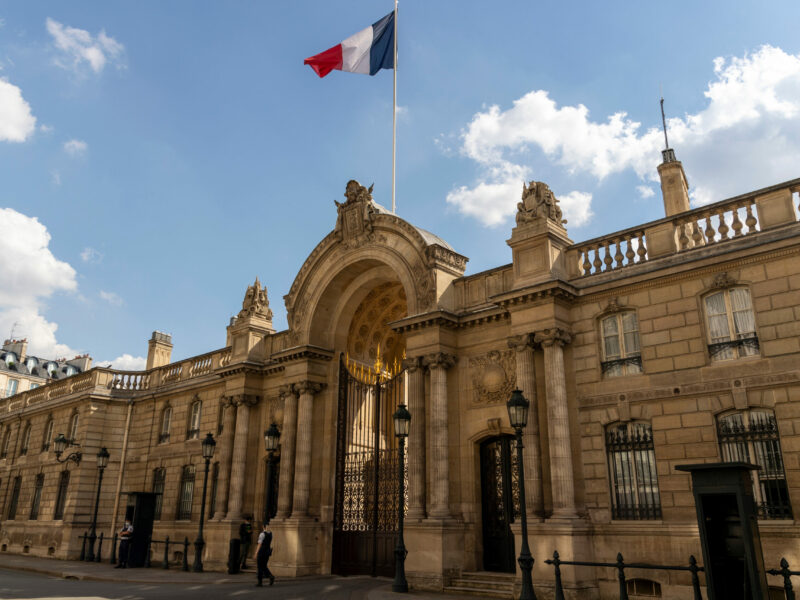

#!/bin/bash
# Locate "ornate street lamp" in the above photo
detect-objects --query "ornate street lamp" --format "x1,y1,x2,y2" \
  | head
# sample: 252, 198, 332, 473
193, 433, 216, 573
392, 403, 411, 593
86, 447, 110, 562
53, 433, 82, 465
263, 423, 281, 525
507, 389, 536, 600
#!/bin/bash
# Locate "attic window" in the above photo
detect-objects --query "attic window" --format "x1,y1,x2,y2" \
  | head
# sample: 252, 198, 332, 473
4, 353, 16, 368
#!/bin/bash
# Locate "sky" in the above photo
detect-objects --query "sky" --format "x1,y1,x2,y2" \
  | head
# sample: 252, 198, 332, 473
0, 1, 798, 369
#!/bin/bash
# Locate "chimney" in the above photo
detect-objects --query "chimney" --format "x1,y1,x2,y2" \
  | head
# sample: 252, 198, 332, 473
67, 354, 93, 371
2, 339, 27, 361
146, 331, 173, 370
658, 149, 691, 216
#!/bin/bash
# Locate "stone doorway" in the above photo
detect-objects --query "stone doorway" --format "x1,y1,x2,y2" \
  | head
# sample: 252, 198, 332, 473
479, 435, 520, 573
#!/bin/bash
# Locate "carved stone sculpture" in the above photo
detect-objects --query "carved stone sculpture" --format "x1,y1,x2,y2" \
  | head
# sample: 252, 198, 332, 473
516, 181, 567, 226
238, 277, 273, 320
334, 180, 377, 248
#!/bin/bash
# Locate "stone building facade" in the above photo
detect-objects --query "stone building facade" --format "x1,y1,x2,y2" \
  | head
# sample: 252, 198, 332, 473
0, 153, 799, 598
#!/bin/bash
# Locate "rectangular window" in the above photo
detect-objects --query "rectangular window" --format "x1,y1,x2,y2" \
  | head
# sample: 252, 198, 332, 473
718, 411, 792, 519
29, 383, 39, 390
176, 465, 195, 520
601, 312, 643, 377
30, 473, 44, 519
4, 379, 19, 398
54, 470, 70, 519
152, 468, 166, 520
208, 462, 219, 519
0, 427, 10, 459
606, 422, 661, 520
159, 407, 172, 444
42, 419, 54, 452
705, 288, 759, 361
187, 402, 201, 440
7, 476, 22, 520
20, 425, 31, 456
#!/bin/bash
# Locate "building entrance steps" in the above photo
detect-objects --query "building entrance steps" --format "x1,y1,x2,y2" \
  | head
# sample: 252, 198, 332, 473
444, 571, 515, 598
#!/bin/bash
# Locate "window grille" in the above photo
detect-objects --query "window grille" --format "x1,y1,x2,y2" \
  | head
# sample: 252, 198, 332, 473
30, 473, 44, 519
606, 422, 662, 520
626, 578, 662, 597
7, 476, 21, 520
54, 470, 70, 519
153, 467, 166, 520
600, 312, 642, 377
159, 407, 171, 444
176, 465, 195, 520
187, 401, 201, 440
704, 288, 759, 361
208, 462, 219, 519
42, 418, 54, 452
19, 424, 31, 456
718, 410, 792, 519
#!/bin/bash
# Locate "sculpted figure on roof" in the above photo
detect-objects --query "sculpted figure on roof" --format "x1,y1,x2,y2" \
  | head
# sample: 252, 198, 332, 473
516, 180, 567, 226
238, 277, 273, 320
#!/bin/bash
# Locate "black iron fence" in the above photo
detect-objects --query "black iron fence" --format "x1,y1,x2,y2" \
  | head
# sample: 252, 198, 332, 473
77, 532, 190, 571
768, 558, 800, 600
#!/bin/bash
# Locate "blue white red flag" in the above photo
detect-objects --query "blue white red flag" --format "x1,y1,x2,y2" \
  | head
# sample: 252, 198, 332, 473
304, 12, 395, 78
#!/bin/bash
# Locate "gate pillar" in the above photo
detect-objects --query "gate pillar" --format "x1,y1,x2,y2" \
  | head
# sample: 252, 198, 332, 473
405, 520, 465, 592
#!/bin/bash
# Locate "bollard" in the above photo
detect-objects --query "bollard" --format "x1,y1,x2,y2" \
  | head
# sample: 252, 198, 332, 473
689, 555, 703, 600
144, 536, 152, 568
182, 538, 189, 572
79, 532, 87, 562
163, 536, 170, 570
551, 551, 565, 600
111, 533, 117, 564
95, 533, 104, 563
616, 553, 629, 600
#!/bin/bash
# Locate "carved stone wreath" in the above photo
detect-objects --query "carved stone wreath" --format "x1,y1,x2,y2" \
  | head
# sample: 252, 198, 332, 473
469, 349, 516, 404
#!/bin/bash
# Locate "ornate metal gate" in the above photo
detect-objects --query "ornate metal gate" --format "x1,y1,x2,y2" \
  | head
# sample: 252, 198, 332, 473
332, 354, 406, 576
480, 436, 520, 573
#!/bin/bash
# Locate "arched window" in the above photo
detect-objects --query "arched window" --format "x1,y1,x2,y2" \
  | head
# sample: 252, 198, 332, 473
717, 410, 791, 518
42, 417, 54, 452
605, 422, 661, 520
600, 312, 642, 377
68, 411, 80, 444
159, 406, 172, 444
187, 400, 201, 440
704, 287, 759, 361
176, 465, 195, 520
19, 423, 31, 456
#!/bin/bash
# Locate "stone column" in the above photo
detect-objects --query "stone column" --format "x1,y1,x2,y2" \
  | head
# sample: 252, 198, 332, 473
423, 352, 456, 520
508, 334, 544, 519
291, 381, 323, 518
225, 394, 258, 520
534, 328, 576, 518
404, 356, 426, 519
275, 385, 298, 519
211, 397, 236, 520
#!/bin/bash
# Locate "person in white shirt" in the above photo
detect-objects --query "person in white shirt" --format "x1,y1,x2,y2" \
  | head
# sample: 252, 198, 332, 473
254, 522, 274, 586
115, 520, 134, 568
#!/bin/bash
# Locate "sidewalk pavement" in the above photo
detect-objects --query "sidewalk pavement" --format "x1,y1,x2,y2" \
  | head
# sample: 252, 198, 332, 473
0, 553, 477, 599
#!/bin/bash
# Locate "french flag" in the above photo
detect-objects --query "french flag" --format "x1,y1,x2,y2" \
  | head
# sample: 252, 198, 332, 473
304, 11, 395, 78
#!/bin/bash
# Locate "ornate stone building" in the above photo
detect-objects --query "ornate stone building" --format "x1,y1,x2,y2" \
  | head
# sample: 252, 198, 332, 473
0, 151, 799, 598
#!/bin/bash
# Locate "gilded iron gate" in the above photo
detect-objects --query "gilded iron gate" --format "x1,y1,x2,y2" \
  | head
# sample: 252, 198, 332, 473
332, 354, 406, 576
480, 436, 520, 573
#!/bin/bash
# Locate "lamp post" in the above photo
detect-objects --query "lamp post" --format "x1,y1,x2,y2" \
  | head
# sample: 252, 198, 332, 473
86, 447, 110, 562
392, 403, 411, 593
263, 423, 280, 525
193, 433, 216, 573
507, 389, 537, 600
53, 432, 82, 465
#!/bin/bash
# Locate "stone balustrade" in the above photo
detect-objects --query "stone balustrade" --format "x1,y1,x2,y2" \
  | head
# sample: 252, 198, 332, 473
567, 178, 800, 279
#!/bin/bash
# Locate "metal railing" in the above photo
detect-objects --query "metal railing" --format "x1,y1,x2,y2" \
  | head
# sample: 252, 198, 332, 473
768, 558, 800, 600
78, 531, 189, 571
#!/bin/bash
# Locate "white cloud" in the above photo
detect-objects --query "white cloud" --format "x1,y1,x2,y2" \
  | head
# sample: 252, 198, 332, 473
46, 18, 124, 74
559, 191, 594, 227
96, 354, 146, 371
99, 290, 123, 306
637, 185, 655, 199
0, 208, 80, 358
80, 247, 103, 263
0, 78, 36, 142
63, 139, 87, 156
447, 45, 800, 226
40, 124, 54, 133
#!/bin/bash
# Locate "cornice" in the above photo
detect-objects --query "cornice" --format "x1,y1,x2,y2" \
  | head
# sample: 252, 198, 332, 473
270, 344, 334, 364
217, 360, 267, 379
490, 280, 579, 309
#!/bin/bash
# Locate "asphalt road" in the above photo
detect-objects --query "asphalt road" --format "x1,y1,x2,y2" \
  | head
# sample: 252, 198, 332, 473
0, 568, 389, 600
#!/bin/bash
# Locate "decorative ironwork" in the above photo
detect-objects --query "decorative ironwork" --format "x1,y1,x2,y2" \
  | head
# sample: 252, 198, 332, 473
717, 411, 792, 519
332, 354, 406, 577
600, 355, 642, 375
480, 436, 520, 573
708, 335, 759, 359
176, 465, 195, 520
605, 423, 662, 520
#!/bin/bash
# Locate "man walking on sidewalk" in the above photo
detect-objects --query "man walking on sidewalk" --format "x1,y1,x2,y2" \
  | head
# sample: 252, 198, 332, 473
239, 515, 253, 569
254, 522, 274, 587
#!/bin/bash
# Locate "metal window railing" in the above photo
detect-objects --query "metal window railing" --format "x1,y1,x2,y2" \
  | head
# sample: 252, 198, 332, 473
605, 425, 662, 520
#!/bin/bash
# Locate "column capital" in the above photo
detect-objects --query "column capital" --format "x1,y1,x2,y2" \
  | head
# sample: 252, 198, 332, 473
507, 333, 534, 353
423, 352, 456, 371
220, 395, 236, 408
401, 356, 424, 373
231, 394, 259, 408
533, 328, 572, 348
293, 380, 324, 396
278, 384, 297, 400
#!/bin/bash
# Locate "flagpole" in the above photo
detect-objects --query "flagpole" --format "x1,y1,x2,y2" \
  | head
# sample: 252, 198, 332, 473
392, 0, 398, 214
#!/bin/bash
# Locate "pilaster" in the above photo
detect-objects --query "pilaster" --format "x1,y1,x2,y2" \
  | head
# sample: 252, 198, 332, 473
275, 385, 298, 519
423, 352, 456, 520
211, 397, 236, 520
225, 394, 258, 520
290, 380, 324, 518
404, 356, 426, 519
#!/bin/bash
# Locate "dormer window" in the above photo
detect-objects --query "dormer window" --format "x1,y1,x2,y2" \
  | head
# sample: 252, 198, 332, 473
704, 287, 759, 361
4, 353, 16, 368
25, 357, 37, 371
46, 362, 57, 377
64, 365, 77, 377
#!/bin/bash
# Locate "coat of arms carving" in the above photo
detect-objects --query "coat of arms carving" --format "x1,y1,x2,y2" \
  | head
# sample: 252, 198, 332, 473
516, 181, 567, 226
334, 180, 377, 248
469, 349, 516, 404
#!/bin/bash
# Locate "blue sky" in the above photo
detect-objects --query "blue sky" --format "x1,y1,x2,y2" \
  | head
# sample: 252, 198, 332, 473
0, 1, 798, 368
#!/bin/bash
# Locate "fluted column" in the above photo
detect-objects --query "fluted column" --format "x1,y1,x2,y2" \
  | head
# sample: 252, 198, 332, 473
275, 385, 298, 519
534, 328, 576, 518
211, 397, 236, 520
423, 352, 456, 520
403, 356, 426, 519
508, 334, 544, 519
225, 394, 258, 520
291, 380, 323, 518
